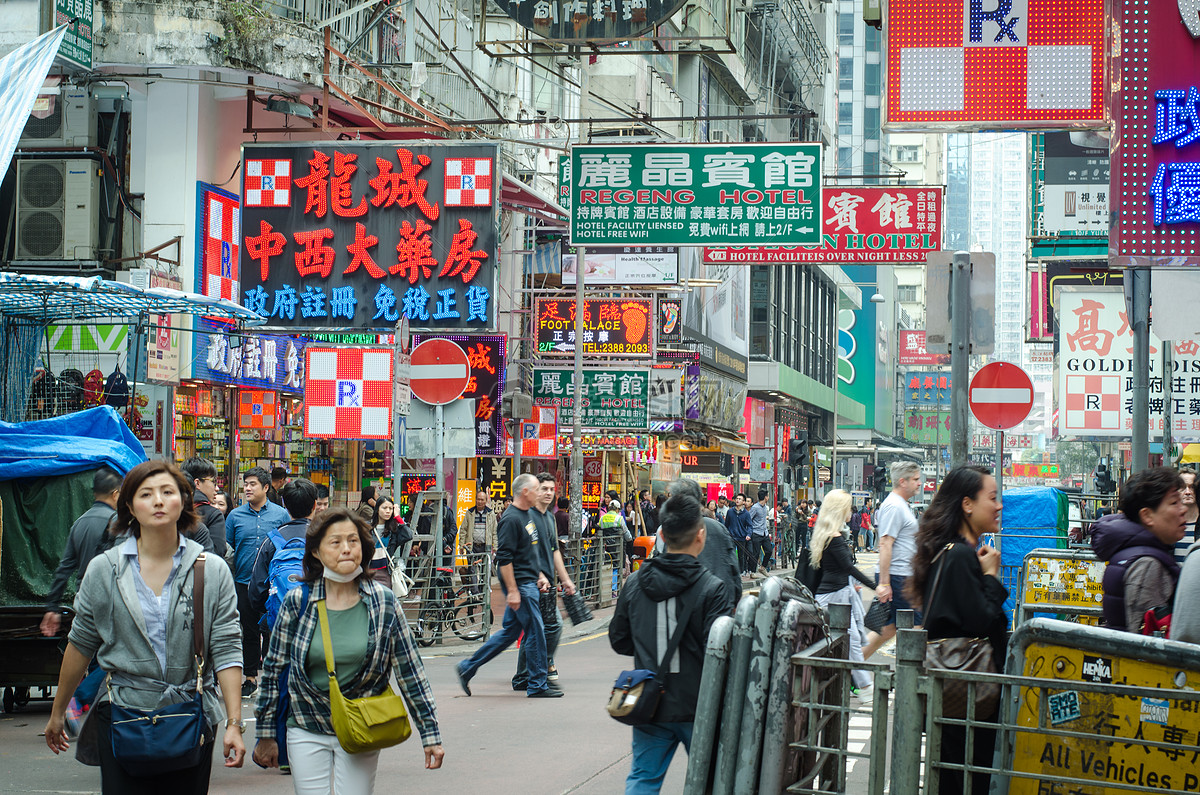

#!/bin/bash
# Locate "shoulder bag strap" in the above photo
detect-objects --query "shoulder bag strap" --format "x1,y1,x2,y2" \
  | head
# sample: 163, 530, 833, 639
655, 586, 699, 674
193, 554, 206, 691
924, 543, 954, 613
317, 599, 337, 680
372, 527, 398, 574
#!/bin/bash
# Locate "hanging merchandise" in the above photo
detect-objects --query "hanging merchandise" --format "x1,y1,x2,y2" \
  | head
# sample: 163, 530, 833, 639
104, 366, 129, 409
83, 369, 105, 406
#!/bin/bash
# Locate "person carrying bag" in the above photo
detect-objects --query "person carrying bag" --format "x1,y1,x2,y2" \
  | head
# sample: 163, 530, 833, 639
607, 598, 696, 725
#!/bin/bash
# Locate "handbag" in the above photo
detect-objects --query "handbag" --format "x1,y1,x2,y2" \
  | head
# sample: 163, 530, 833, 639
373, 528, 414, 599
317, 599, 412, 754
922, 543, 1000, 720
562, 590, 594, 626
606, 594, 696, 726
540, 588, 560, 625
109, 555, 213, 776
864, 597, 890, 634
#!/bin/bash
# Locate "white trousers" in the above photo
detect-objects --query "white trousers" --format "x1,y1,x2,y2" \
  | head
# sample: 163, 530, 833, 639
816, 583, 872, 690
287, 725, 380, 795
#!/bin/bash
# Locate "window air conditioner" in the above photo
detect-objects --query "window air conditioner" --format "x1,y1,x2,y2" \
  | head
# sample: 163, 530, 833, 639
709, 129, 731, 143
19, 87, 98, 149
15, 159, 101, 260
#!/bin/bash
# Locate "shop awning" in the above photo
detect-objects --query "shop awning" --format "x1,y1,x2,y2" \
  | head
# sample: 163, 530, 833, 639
501, 173, 569, 226
0, 25, 68, 181
0, 272, 266, 325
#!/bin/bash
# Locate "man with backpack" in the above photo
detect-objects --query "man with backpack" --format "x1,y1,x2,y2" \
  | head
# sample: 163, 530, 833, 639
249, 478, 318, 633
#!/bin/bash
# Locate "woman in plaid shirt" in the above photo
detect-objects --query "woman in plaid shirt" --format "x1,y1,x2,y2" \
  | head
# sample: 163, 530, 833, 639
252, 509, 444, 790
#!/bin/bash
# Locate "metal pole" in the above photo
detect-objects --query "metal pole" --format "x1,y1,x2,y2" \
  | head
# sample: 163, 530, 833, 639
831, 361, 839, 492
1163, 343, 1174, 468
950, 251, 971, 468
568, 51, 588, 550
434, 402, 444, 492
1131, 267, 1151, 473
392, 323, 404, 497
995, 430, 1004, 496
890, 620, 926, 795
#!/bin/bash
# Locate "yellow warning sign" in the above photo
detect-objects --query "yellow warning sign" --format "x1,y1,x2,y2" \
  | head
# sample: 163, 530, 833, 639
1011, 642, 1200, 794
1023, 555, 1106, 610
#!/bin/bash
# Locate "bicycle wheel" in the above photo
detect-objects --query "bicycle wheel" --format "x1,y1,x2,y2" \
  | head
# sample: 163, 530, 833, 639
452, 588, 491, 641
414, 595, 445, 647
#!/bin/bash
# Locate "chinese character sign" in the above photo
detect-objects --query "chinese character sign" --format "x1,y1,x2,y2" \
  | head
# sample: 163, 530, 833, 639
191, 318, 307, 393
1057, 289, 1200, 438
532, 368, 650, 430
705, 187, 943, 264
196, 183, 240, 302
903, 371, 953, 407
493, 0, 687, 43
570, 143, 822, 247
1111, 2, 1200, 255
55, 0, 94, 69
1039, 133, 1109, 236
886, 0, 1105, 127
898, 330, 950, 365
534, 297, 652, 357
412, 333, 505, 455
240, 143, 498, 330
903, 409, 951, 446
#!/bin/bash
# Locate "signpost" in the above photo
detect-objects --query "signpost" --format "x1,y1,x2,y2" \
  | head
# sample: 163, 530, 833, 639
969, 361, 1035, 507
410, 338, 471, 491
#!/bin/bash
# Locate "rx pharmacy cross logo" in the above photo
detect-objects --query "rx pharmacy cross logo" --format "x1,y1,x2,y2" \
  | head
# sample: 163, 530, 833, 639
244, 159, 292, 207
964, 0, 1026, 46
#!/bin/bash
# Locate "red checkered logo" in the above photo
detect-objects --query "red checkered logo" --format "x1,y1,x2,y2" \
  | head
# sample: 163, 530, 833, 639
245, 159, 292, 207
505, 406, 557, 458
1063, 374, 1121, 432
304, 347, 393, 440
202, 191, 240, 301
239, 389, 277, 430
444, 158, 492, 207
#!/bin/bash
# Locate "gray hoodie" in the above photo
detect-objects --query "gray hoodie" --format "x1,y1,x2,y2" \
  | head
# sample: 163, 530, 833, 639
1173, 542, 1200, 643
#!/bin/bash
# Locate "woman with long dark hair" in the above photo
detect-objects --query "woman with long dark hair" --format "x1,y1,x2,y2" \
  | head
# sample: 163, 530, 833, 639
907, 465, 1007, 795
369, 495, 412, 584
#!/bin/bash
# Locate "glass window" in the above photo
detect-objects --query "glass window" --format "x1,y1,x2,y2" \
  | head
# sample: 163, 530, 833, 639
864, 62, 881, 96
864, 107, 880, 136
838, 103, 853, 124
865, 25, 881, 52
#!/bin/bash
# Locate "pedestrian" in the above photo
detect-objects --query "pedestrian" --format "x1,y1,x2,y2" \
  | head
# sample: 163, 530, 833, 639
268, 467, 289, 506
861, 496, 875, 552
703, 499, 717, 519
809, 490, 875, 695
226, 466, 291, 696
716, 495, 730, 523
313, 485, 330, 515
864, 462, 923, 660
907, 465, 1008, 795
41, 467, 122, 638
248, 479, 318, 622
467, 489, 498, 591
512, 473, 577, 691
609, 494, 736, 793
1092, 466, 1186, 633
43, 460, 247, 790
1174, 468, 1199, 565
252, 508, 445, 788
601, 499, 634, 590
368, 495, 412, 585
747, 489, 772, 574
456, 473, 562, 698
213, 491, 230, 516
1172, 537, 1200, 643
724, 493, 753, 577
181, 457, 229, 559
655, 479, 739, 606
356, 486, 377, 524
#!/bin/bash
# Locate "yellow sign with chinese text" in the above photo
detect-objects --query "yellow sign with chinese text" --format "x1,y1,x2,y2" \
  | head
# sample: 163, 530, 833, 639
1023, 555, 1106, 610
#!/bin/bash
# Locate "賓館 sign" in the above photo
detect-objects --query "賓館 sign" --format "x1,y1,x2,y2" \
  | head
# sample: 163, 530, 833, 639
569, 143, 823, 247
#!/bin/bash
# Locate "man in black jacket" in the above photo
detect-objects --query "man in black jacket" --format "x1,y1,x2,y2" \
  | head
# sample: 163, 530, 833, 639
40, 468, 122, 637
655, 479, 740, 606
181, 457, 228, 559
609, 494, 735, 792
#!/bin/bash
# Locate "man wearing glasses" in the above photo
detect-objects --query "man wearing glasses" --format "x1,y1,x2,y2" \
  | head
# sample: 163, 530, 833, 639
1175, 468, 1199, 565
182, 456, 229, 559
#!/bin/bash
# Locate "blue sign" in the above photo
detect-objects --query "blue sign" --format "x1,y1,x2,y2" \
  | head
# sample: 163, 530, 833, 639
192, 317, 307, 393
904, 370, 953, 408
1150, 87, 1200, 226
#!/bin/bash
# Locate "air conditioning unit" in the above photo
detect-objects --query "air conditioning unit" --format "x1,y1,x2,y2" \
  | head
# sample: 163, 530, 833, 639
709, 129, 731, 143
16, 159, 101, 260
19, 87, 98, 149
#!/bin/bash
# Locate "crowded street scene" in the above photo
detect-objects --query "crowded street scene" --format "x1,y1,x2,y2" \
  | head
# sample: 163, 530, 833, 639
3, 0, 1200, 793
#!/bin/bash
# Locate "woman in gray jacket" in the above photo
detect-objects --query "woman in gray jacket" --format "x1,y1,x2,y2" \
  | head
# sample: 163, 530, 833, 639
44, 460, 246, 792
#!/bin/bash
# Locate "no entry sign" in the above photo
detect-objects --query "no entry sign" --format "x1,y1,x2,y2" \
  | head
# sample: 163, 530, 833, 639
969, 362, 1034, 430
410, 338, 470, 405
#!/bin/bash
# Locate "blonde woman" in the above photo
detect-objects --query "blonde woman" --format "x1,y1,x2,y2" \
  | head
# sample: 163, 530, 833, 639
809, 489, 875, 693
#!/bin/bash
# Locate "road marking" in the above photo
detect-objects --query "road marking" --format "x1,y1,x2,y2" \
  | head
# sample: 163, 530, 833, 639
561, 630, 607, 646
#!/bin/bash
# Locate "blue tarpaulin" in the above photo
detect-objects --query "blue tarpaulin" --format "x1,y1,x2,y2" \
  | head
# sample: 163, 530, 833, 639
999, 486, 1068, 622
0, 405, 147, 480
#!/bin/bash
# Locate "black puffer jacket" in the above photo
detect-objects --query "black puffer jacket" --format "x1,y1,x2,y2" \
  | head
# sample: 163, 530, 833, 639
609, 553, 735, 723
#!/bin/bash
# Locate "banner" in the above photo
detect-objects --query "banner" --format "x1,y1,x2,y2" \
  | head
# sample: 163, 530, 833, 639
411, 333, 505, 455
898, 330, 950, 366
534, 297, 652, 358
239, 142, 498, 331
192, 317, 306, 393
562, 246, 678, 285
531, 368, 649, 429
904, 371, 953, 407
1039, 132, 1109, 236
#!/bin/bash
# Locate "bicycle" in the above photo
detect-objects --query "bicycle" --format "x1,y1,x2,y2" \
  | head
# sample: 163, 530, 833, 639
412, 566, 493, 647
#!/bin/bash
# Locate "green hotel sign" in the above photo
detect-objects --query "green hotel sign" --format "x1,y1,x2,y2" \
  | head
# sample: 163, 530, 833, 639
569, 142, 822, 247
532, 368, 649, 430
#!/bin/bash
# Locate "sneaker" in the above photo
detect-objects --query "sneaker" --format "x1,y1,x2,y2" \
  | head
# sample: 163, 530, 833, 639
241, 680, 257, 698
547, 666, 559, 682
528, 688, 564, 698
511, 680, 528, 691
455, 663, 473, 697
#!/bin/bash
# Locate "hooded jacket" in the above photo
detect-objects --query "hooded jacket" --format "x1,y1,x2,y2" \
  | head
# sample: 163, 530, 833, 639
1091, 512, 1180, 631
609, 553, 735, 723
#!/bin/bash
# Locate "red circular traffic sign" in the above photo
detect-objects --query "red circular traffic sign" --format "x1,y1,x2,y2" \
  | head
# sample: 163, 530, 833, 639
968, 361, 1034, 430
409, 339, 470, 406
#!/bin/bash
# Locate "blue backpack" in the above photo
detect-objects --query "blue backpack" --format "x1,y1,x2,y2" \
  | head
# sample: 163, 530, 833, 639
265, 530, 306, 628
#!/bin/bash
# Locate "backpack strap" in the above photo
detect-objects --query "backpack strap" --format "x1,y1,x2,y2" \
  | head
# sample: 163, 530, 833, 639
267, 530, 285, 551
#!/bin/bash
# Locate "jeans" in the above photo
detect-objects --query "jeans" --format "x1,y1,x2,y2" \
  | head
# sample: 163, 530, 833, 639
513, 591, 562, 688
874, 572, 924, 626
626, 722, 694, 794
287, 725, 380, 794
458, 580, 548, 693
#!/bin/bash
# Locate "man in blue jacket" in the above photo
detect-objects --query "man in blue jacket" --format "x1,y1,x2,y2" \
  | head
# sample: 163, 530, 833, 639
724, 493, 752, 577
225, 466, 289, 696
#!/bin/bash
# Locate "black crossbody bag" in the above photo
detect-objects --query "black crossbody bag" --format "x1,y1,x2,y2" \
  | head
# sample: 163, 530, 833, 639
606, 594, 696, 726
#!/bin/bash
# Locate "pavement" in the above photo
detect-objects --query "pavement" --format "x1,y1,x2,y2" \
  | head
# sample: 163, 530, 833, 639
0, 557, 887, 794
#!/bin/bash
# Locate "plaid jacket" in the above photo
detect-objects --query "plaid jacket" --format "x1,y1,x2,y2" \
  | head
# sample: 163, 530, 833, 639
254, 577, 442, 746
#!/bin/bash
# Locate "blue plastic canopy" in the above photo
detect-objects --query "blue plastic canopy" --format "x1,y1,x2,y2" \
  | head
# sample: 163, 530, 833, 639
0, 405, 147, 480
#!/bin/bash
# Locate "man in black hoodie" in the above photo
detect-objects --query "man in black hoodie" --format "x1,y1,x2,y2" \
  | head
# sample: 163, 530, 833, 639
609, 494, 735, 792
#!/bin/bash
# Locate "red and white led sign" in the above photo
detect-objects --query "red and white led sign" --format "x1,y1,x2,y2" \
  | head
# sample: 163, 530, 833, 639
885, 0, 1106, 127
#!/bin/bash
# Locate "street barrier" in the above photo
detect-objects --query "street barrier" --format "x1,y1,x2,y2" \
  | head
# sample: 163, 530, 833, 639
1013, 547, 1104, 628
685, 615, 734, 793
714, 592, 759, 794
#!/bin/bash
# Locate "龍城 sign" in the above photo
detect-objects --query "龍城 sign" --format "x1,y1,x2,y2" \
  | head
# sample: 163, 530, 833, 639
569, 143, 822, 247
